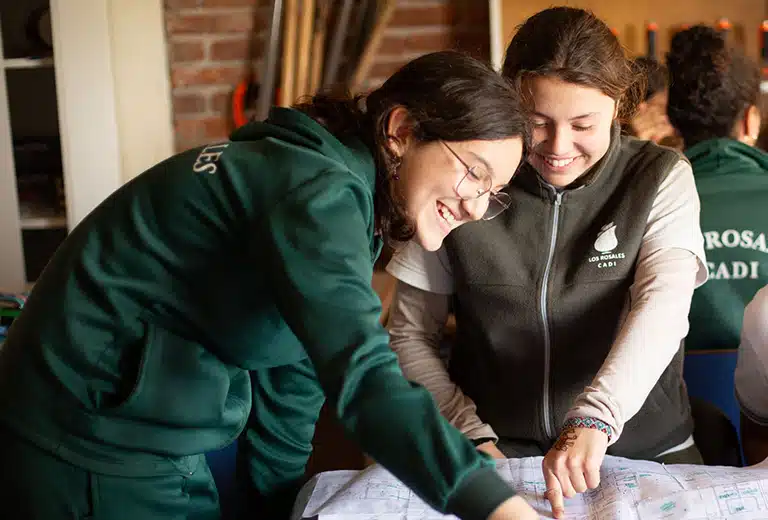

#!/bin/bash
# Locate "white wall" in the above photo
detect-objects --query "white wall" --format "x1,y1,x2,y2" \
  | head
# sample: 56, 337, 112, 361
51, 0, 175, 229
109, 0, 174, 182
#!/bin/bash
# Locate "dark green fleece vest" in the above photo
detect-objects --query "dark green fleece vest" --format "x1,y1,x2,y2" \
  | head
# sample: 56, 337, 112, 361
445, 128, 693, 459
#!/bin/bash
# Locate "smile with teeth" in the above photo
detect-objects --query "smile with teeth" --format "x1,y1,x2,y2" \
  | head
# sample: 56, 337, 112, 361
541, 155, 578, 168
437, 202, 456, 225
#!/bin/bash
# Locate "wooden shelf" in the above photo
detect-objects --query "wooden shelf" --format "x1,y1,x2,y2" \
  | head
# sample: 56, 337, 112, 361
3, 57, 54, 70
19, 205, 66, 230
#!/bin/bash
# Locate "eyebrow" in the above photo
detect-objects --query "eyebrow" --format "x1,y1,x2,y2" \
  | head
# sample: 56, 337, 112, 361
532, 111, 598, 121
467, 151, 496, 178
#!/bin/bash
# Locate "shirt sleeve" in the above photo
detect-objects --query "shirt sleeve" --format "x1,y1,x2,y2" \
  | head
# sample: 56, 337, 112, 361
386, 241, 455, 295
387, 281, 499, 442
735, 286, 768, 426
260, 170, 514, 518
640, 159, 708, 285
567, 159, 706, 443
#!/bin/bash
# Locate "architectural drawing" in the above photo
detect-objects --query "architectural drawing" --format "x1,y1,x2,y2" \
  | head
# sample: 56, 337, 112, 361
292, 456, 768, 520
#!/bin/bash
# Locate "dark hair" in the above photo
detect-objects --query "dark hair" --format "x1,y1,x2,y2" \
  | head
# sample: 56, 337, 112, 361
631, 57, 668, 101
296, 50, 528, 243
502, 7, 644, 123
666, 25, 761, 148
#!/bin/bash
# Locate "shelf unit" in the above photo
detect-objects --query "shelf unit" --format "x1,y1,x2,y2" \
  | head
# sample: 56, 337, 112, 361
0, 1, 68, 291
3, 55, 65, 234
4, 56, 53, 69
0, 1, 204, 294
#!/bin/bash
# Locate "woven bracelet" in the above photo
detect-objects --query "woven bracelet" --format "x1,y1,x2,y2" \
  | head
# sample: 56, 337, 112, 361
562, 416, 613, 442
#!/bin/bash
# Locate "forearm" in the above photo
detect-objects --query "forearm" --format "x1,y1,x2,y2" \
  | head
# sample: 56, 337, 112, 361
388, 281, 497, 441
568, 248, 699, 442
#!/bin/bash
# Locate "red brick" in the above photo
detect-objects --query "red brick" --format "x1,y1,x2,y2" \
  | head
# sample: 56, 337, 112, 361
165, 0, 264, 8
211, 90, 232, 112
170, 41, 205, 62
452, 3, 490, 26
168, 1, 493, 151
378, 31, 453, 55
166, 10, 265, 35
209, 36, 264, 61
171, 65, 245, 88
173, 92, 207, 114
390, 6, 454, 27
175, 115, 231, 145
210, 37, 249, 61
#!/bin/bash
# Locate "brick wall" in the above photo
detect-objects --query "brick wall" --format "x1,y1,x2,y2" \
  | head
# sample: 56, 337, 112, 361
164, 0, 490, 152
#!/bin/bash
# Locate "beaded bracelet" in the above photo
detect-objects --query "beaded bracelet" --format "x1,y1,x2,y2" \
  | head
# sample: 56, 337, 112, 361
562, 416, 613, 442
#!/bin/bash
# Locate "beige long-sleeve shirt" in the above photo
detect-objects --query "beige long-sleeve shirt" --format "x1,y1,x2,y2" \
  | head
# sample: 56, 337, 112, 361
386, 160, 708, 447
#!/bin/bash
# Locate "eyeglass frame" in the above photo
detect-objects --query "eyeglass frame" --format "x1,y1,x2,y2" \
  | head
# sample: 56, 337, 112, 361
441, 141, 512, 220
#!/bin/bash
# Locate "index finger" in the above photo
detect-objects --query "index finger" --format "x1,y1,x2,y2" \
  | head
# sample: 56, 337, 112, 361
544, 467, 565, 519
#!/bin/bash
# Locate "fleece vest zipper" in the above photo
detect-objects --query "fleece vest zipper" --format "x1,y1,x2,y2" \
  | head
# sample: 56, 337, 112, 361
540, 188, 562, 439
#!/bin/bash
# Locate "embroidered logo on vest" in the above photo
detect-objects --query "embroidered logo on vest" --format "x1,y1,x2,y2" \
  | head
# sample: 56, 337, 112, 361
594, 222, 618, 252
588, 222, 625, 269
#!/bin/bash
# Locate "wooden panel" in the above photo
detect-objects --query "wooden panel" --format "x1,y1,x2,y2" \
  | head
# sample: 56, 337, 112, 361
493, 0, 768, 67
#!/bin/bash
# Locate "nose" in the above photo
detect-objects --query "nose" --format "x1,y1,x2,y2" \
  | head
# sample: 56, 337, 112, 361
548, 125, 572, 156
460, 194, 489, 221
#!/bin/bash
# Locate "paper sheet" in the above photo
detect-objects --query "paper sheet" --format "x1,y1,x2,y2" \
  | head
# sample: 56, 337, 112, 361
292, 455, 768, 520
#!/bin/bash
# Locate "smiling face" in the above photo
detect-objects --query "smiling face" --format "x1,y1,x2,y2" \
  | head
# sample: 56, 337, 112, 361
385, 108, 523, 251
400, 138, 523, 251
527, 75, 618, 188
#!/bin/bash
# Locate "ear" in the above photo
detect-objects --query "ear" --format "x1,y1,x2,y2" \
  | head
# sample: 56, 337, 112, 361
386, 106, 414, 158
745, 105, 762, 144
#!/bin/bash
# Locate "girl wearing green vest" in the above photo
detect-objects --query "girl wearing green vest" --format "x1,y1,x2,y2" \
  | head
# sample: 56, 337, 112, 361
387, 9, 709, 519
0, 51, 535, 520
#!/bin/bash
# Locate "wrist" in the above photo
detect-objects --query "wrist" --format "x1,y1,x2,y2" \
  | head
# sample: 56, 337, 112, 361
562, 416, 613, 442
488, 495, 537, 520
447, 467, 516, 520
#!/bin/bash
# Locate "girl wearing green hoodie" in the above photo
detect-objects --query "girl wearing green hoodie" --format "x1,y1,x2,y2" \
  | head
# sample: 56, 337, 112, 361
667, 25, 768, 353
0, 51, 534, 520
667, 25, 768, 467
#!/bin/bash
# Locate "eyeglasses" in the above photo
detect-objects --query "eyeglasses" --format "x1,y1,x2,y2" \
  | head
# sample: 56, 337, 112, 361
442, 141, 512, 220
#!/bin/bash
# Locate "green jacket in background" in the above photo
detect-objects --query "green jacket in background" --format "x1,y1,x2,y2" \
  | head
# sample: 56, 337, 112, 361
686, 138, 768, 352
0, 108, 512, 518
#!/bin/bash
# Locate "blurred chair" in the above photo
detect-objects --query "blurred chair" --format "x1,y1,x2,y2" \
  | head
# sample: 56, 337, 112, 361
206, 442, 240, 519
683, 349, 742, 466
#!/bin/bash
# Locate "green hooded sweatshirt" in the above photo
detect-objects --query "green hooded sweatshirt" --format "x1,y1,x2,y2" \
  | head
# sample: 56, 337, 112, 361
685, 138, 768, 352
0, 108, 513, 518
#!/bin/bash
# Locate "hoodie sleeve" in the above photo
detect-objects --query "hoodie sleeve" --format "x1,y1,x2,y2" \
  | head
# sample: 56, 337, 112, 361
258, 170, 515, 519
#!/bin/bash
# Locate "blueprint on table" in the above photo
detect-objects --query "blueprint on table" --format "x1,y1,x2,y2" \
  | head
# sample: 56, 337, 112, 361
291, 455, 768, 520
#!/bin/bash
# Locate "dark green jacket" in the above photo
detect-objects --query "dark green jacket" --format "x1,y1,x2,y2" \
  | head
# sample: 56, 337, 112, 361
685, 138, 768, 352
0, 108, 511, 518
